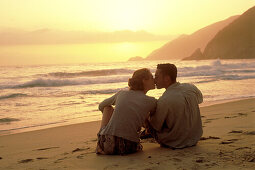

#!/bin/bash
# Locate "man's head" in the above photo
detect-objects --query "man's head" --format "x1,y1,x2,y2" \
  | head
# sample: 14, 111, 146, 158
155, 63, 177, 89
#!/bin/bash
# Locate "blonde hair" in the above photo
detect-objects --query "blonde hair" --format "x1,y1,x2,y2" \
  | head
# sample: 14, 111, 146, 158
128, 68, 151, 91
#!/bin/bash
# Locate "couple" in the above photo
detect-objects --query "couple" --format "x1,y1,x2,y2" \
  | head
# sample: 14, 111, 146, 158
96, 63, 203, 155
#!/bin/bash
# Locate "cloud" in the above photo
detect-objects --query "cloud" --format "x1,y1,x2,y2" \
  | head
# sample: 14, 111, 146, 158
0, 28, 175, 45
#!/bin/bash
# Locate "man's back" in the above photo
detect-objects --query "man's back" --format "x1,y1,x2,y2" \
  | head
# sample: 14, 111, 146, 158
150, 82, 203, 148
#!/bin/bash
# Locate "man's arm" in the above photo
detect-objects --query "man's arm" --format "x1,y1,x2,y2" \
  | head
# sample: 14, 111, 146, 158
149, 99, 169, 132
143, 98, 157, 128
184, 83, 203, 104
190, 84, 203, 104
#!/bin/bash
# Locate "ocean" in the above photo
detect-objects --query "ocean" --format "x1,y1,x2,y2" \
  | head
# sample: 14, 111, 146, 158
1, 59, 255, 135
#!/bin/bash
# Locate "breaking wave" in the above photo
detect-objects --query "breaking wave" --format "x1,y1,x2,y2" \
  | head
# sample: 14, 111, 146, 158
80, 87, 128, 95
1, 60, 255, 89
0, 93, 28, 100
1, 76, 129, 89
0, 117, 20, 123
179, 60, 255, 78
45, 68, 133, 78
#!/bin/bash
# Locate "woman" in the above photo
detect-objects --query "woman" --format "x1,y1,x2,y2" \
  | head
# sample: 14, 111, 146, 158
96, 68, 157, 155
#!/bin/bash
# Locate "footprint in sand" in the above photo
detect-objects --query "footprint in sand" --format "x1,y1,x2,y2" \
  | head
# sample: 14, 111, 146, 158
235, 147, 251, 150
225, 113, 247, 119
76, 152, 95, 159
36, 157, 48, 160
220, 139, 239, 144
77, 154, 85, 159
54, 157, 68, 163
242, 151, 255, 162
247, 158, 255, 162
208, 118, 219, 121
204, 118, 219, 124
18, 159, 34, 163
72, 147, 90, 153
237, 112, 247, 116
196, 159, 205, 163
245, 131, 255, 135
200, 136, 220, 140
225, 116, 238, 119
221, 141, 233, 144
229, 130, 243, 134
34, 146, 60, 151
204, 120, 211, 124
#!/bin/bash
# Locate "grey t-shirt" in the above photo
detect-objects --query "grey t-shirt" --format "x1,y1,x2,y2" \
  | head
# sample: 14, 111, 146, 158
99, 90, 157, 142
150, 82, 203, 148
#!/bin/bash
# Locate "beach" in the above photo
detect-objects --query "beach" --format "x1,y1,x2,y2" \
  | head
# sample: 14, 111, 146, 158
0, 98, 254, 170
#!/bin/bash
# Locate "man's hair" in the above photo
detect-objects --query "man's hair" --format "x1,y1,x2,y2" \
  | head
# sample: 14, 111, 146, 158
157, 63, 177, 82
128, 68, 151, 91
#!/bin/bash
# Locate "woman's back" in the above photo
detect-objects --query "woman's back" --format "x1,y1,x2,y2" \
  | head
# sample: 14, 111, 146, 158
97, 68, 156, 155
99, 90, 156, 142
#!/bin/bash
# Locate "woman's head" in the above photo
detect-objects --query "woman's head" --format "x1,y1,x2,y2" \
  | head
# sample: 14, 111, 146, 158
128, 68, 155, 92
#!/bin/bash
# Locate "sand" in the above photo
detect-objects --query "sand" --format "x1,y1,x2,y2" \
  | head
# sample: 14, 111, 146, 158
0, 98, 255, 170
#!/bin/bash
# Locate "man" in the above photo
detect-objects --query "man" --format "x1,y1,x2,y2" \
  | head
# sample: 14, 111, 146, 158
149, 63, 203, 149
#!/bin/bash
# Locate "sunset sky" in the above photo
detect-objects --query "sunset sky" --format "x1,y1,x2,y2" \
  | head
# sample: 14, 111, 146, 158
0, 0, 254, 66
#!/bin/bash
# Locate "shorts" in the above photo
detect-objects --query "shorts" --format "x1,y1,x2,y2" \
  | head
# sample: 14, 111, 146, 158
96, 129, 142, 155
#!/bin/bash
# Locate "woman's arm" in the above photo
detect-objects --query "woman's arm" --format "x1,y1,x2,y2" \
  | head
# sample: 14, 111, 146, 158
98, 91, 120, 112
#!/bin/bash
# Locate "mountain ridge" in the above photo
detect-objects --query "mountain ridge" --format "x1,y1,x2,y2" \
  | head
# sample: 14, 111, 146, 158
144, 15, 239, 60
184, 6, 255, 60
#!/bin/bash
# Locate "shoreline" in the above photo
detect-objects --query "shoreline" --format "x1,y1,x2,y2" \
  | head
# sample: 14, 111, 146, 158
1, 96, 254, 137
200, 96, 255, 107
0, 98, 254, 169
